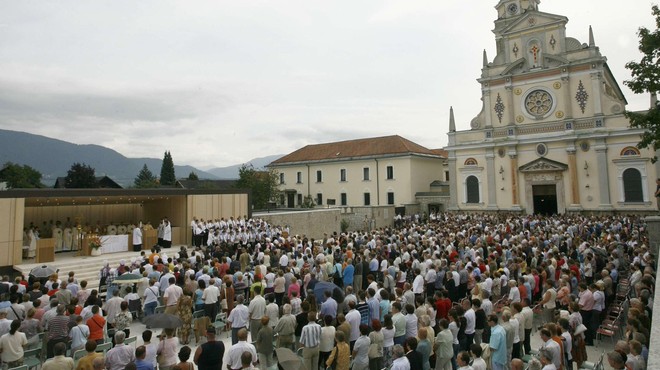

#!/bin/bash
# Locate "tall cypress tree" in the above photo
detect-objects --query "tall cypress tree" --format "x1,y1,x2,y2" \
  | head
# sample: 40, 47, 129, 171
159, 151, 176, 186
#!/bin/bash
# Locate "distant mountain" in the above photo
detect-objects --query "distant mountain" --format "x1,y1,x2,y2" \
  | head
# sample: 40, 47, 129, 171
207, 154, 284, 179
0, 129, 219, 187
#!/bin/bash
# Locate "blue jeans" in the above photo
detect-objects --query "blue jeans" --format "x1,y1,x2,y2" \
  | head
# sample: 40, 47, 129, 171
492, 362, 504, 370
144, 301, 157, 317
393, 336, 405, 346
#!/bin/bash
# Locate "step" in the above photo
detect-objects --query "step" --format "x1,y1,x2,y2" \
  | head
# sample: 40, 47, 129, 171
14, 245, 191, 291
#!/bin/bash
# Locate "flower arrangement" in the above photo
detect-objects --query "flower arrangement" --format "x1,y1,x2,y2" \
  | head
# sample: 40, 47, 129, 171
88, 235, 103, 250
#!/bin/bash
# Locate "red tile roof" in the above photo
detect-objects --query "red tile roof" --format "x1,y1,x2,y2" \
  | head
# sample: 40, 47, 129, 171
431, 148, 448, 158
270, 135, 442, 165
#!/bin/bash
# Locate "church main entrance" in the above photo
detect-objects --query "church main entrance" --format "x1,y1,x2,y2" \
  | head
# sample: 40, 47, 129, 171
532, 184, 558, 215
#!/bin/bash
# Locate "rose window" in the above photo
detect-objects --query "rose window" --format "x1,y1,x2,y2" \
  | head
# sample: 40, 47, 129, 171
525, 90, 553, 117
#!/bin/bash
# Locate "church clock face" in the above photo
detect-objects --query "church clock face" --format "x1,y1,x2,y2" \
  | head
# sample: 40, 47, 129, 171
524, 89, 554, 117
507, 3, 519, 15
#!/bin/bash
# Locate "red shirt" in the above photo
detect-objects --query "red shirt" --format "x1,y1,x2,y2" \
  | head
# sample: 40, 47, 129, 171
435, 298, 452, 320
569, 265, 581, 282
87, 314, 106, 341
519, 284, 528, 302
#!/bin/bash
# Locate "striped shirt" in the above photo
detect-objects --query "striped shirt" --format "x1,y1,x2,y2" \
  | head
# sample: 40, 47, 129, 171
300, 322, 322, 348
48, 315, 70, 340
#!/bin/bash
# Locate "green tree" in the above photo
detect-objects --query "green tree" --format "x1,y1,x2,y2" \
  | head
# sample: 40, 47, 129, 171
0, 162, 44, 188
134, 164, 158, 188
65, 162, 96, 188
234, 164, 281, 209
624, 5, 660, 159
188, 171, 199, 180
159, 151, 176, 186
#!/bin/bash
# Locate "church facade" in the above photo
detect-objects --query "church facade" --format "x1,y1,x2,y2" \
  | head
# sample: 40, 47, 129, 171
445, 0, 658, 214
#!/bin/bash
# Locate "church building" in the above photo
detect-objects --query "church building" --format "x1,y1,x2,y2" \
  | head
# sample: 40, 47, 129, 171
446, 0, 658, 214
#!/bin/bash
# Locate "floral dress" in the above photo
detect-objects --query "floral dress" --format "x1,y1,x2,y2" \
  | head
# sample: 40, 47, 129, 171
177, 295, 193, 344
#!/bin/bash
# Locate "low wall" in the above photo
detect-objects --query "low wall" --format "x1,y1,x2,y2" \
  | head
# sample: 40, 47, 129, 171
338, 205, 395, 232
258, 209, 341, 240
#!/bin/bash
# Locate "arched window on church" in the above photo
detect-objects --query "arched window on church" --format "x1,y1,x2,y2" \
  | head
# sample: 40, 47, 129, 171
620, 147, 640, 156
464, 158, 478, 166
466, 176, 480, 204
623, 168, 643, 202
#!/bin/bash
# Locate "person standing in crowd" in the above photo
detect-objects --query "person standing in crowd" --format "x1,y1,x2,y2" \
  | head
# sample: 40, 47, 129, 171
299, 311, 322, 370
228, 329, 257, 370
248, 286, 266, 342
489, 315, 507, 370
194, 326, 225, 370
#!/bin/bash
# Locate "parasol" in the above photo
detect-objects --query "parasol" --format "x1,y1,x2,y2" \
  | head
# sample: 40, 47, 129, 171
114, 273, 143, 284
313, 281, 344, 304
275, 348, 307, 370
29, 265, 57, 279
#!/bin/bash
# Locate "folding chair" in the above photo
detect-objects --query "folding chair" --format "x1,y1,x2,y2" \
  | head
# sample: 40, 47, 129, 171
22, 347, 41, 370
212, 313, 227, 335
596, 315, 621, 345
73, 348, 87, 368
96, 342, 112, 356
128, 299, 142, 320
125, 336, 138, 346
579, 351, 604, 370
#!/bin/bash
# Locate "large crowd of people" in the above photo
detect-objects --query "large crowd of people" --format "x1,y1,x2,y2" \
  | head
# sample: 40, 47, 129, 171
1, 213, 655, 370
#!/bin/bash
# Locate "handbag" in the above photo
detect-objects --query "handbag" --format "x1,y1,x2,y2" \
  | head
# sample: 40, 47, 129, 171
328, 346, 338, 370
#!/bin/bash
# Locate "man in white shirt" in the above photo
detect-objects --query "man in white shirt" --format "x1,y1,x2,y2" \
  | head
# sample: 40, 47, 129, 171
391, 344, 411, 370
412, 269, 425, 299
202, 279, 220, 321
521, 298, 534, 356
163, 277, 183, 315
228, 328, 257, 370
508, 281, 521, 303
103, 295, 124, 327
132, 226, 142, 252
248, 286, 266, 342
228, 295, 249, 345
540, 329, 561, 370
345, 301, 362, 349
463, 300, 476, 346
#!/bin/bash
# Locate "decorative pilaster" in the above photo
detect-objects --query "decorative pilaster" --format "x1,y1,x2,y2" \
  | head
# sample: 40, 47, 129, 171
509, 150, 520, 209
483, 88, 493, 128
595, 140, 613, 209
505, 81, 515, 125
590, 72, 603, 115
486, 149, 498, 210
448, 153, 458, 211
561, 74, 573, 119
566, 145, 581, 210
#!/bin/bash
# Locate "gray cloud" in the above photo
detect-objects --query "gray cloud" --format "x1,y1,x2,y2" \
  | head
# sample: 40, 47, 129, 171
0, 0, 652, 168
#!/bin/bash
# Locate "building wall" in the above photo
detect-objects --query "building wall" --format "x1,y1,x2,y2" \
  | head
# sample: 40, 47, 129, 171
24, 204, 143, 229
0, 198, 24, 267
185, 194, 250, 244
273, 155, 444, 208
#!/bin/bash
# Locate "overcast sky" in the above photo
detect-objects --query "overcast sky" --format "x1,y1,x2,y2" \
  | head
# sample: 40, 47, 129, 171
0, 1, 655, 169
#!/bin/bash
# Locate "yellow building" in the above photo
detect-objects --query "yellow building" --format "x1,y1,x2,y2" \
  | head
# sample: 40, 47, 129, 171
445, 0, 657, 214
269, 135, 446, 210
